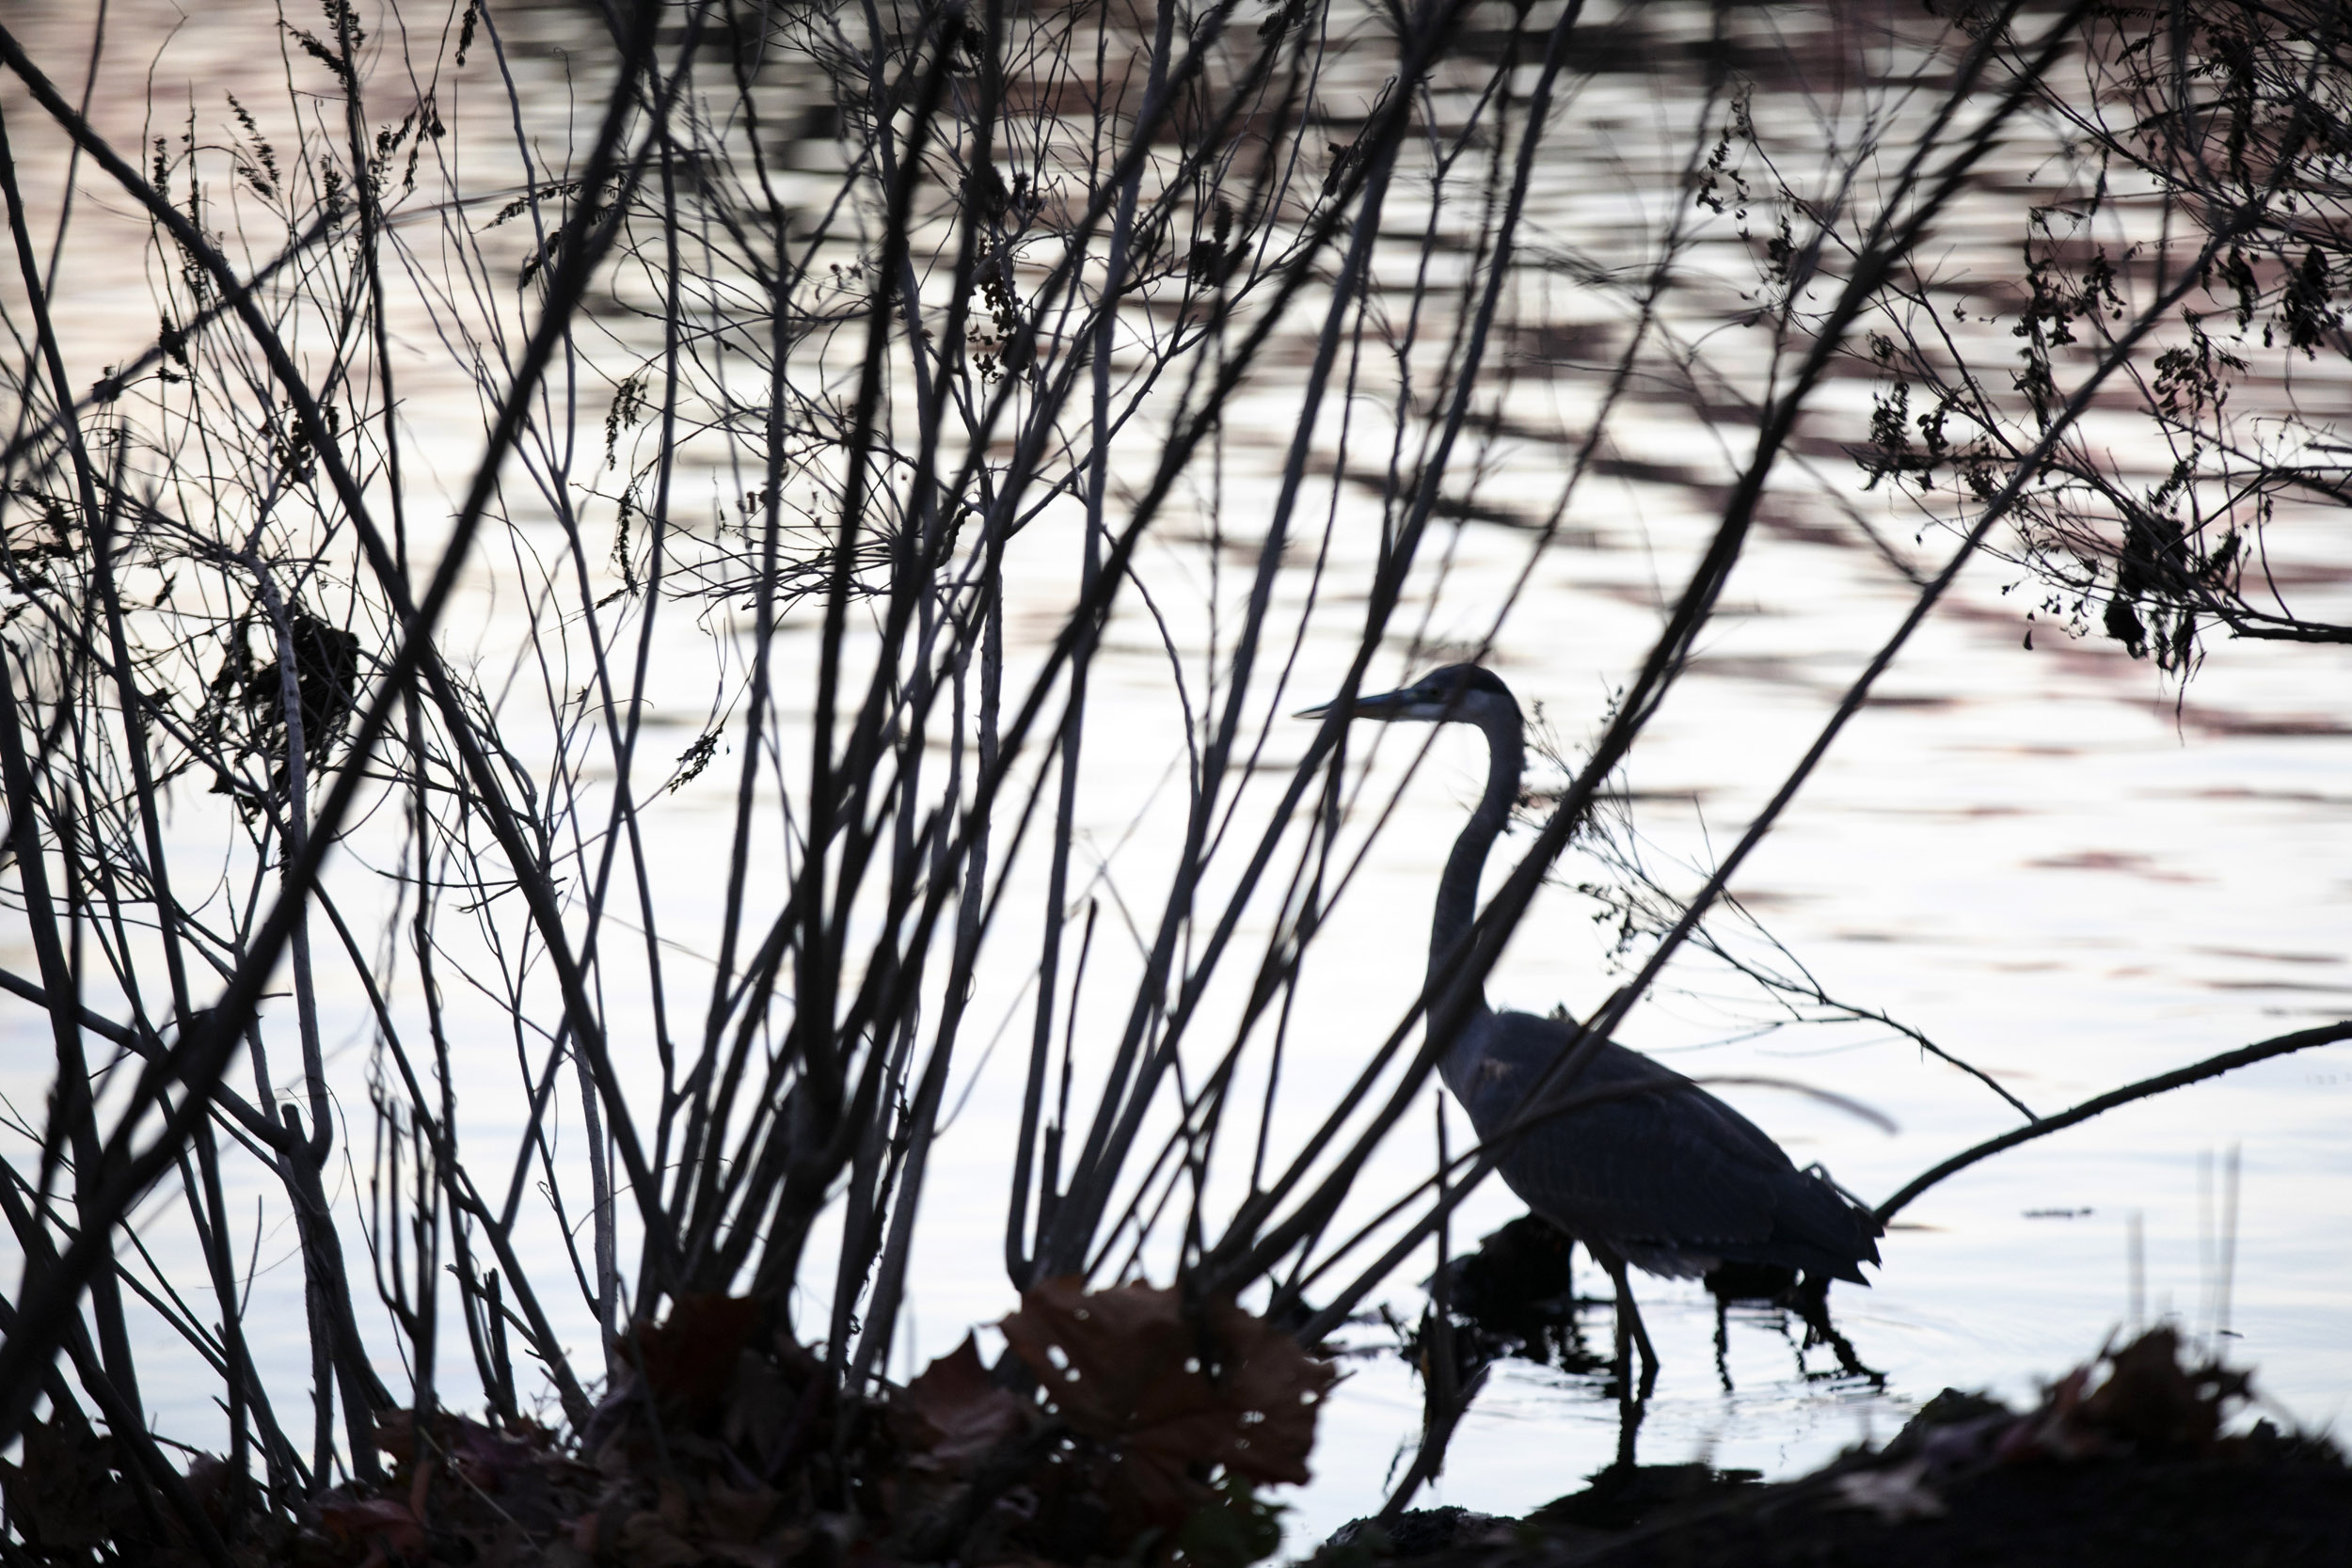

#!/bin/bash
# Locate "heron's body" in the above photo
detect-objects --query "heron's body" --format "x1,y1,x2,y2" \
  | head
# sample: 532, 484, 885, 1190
1439, 1007, 1879, 1283
1306, 664, 1880, 1376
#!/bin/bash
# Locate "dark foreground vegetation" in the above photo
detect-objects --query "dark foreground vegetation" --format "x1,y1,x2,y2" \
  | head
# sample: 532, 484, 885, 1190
1331, 1329, 2352, 1568
0, 1279, 1335, 1568
8, 1298, 2344, 1567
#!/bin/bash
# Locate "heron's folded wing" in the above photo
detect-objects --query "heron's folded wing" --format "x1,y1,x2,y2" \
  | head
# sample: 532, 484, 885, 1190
1458, 1021, 1785, 1249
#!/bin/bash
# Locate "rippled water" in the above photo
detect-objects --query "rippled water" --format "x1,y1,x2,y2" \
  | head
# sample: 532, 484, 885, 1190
4, 0, 2349, 1546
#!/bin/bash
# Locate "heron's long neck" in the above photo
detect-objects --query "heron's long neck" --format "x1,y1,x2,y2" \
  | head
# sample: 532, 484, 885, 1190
1428, 711, 1522, 1012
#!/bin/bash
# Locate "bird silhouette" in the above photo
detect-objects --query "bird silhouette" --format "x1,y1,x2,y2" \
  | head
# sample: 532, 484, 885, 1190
1303, 663, 1883, 1390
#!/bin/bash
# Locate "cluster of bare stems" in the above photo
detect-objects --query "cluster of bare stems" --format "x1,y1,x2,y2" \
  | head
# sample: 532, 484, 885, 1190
0, 0, 2346, 1555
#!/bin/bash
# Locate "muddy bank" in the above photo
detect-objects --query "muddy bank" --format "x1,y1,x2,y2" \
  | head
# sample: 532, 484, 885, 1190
1325, 1329, 2352, 1567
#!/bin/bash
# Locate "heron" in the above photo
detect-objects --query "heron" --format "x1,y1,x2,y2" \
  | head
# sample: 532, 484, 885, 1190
1302, 663, 1883, 1391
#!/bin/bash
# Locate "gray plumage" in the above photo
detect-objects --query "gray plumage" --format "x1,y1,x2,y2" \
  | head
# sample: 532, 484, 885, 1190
1306, 663, 1883, 1288
1440, 1009, 1881, 1282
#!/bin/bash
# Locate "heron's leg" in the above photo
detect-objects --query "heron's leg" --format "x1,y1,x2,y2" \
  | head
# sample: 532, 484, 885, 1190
1624, 1283, 1660, 1399
1591, 1246, 1660, 1397
1713, 1297, 1733, 1394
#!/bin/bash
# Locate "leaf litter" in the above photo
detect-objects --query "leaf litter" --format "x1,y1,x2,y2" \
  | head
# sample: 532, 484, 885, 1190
0, 1281, 1334, 1568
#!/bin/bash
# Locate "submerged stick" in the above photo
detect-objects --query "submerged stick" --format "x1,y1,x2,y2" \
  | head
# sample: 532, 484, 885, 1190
1875, 1021, 2352, 1224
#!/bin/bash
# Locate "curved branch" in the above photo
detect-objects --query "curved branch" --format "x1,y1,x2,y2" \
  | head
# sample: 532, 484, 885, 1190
1875, 1020, 2352, 1224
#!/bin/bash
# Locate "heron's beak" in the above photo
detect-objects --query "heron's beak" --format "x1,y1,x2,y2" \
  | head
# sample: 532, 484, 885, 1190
1294, 686, 1415, 721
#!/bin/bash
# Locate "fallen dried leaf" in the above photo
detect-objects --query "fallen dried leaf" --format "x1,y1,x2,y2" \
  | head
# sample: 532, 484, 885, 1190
1001, 1278, 1336, 1530
620, 1293, 765, 1418
906, 1333, 1029, 1475
701, 1479, 785, 1543
2080, 1325, 2247, 1452
1831, 1457, 1947, 1522
0, 1413, 130, 1550
320, 1497, 427, 1559
615, 1507, 706, 1568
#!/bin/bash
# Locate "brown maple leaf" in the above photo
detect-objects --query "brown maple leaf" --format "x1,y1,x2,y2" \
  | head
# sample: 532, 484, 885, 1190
618, 1292, 765, 1420
905, 1333, 1031, 1475
320, 1497, 427, 1559
1000, 1278, 1336, 1529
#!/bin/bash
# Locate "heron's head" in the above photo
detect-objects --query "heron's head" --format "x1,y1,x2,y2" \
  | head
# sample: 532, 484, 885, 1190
1295, 663, 1518, 726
